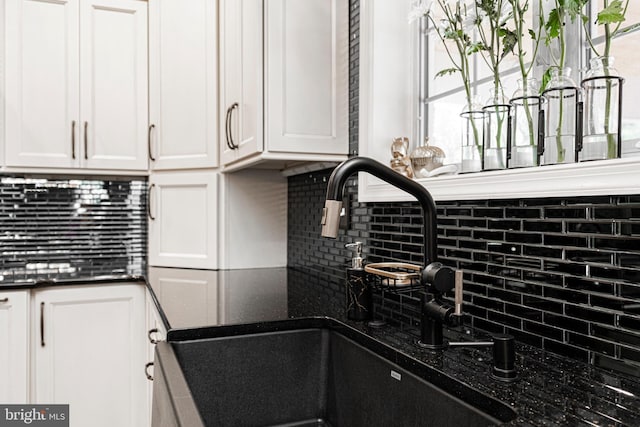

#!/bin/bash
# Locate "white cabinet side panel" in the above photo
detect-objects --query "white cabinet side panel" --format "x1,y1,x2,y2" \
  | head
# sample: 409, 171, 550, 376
219, 169, 287, 269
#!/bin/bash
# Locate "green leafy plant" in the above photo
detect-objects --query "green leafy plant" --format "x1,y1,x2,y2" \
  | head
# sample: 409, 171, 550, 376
585, 0, 637, 58
473, 0, 515, 167
410, 0, 482, 152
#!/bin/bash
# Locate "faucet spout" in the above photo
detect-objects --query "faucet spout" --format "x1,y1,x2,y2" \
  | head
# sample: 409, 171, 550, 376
320, 157, 438, 266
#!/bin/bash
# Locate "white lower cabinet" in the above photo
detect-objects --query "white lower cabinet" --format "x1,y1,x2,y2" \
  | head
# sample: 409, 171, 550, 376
32, 284, 148, 427
0, 290, 29, 404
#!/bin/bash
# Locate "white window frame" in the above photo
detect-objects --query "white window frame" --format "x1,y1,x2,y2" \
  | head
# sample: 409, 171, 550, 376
358, 0, 640, 203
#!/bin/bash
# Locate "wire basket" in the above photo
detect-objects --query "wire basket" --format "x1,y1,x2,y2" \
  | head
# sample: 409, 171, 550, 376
364, 262, 422, 291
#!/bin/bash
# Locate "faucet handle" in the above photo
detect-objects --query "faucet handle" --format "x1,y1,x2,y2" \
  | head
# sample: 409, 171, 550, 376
422, 262, 455, 293
454, 270, 463, 316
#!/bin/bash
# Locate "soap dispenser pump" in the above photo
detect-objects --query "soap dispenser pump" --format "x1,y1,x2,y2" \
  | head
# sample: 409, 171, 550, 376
345, 242, 372, 321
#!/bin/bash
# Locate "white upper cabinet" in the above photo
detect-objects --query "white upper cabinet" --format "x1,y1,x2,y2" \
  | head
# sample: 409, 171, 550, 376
79, 0, 148, 170
148, 0, 218, 171
219, 0, 263, 166
148, 171, 219, 269
220, 0, 349, 171
5, 0, 80, 168
5, 0, 148, 172
265, 0, 349, 155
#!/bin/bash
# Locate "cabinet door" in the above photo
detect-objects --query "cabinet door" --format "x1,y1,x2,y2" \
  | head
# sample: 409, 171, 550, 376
0, 291, 29, 404
148, 171, 219, 269
5, 0, 80, 168
148, 0, 218, 170
33, 284, 147, 427
220, 0, 264, 165
79, 0, 148, 171
265, 0, 348, 155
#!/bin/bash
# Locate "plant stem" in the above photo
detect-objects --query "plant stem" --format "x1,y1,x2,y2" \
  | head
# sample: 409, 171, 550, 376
603, 13, 616, 158
554, 0, 567, 163
555, 89, 566, 163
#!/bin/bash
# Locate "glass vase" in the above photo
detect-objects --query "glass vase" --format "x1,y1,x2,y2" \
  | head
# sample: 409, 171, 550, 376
580, 56, 624, 161
460, 96, 483, 173
482, 89, 509, 170
541, 68, 581, 165
509, 78, 542, 168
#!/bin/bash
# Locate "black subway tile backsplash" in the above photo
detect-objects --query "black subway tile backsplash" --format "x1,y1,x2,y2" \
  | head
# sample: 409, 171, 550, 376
289, 164, 640, 378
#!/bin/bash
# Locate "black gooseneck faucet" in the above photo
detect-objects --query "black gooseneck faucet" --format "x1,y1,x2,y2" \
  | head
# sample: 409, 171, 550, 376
321, 156, 438, 265
321, 156, 517, 382
321, 157, 454, 292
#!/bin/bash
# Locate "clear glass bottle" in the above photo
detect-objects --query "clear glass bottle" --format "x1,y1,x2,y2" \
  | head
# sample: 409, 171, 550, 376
581, 56, 624, 161
510, 77, 542, 168
482, 89, 510, 170
410, 137, 445, 178
460, 96, 484, 173
541, 68, 580, 165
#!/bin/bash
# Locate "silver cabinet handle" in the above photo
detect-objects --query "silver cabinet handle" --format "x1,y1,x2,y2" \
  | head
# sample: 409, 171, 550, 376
71, 121, 76, 159
224, 105, 232, 150
148, 124, 156, 161
40, 302, 45, 347
148, 328, 159, 345
83, 121, 89, 160
147, 183, 156, 221
226, 103, 239, 150
145, 362, 154, 381
0, 297, 9, 303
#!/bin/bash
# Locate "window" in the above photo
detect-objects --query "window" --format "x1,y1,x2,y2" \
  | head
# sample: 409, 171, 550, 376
587, 1, 640, 155
420, 1, 640, 165
357, 0, 640, 202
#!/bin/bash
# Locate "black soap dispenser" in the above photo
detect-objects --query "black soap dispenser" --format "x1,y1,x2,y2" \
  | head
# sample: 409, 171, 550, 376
345, 242, 372, 321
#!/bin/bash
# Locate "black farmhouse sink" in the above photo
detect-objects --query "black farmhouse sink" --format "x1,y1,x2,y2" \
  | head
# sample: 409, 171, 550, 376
152, 318, 516, 427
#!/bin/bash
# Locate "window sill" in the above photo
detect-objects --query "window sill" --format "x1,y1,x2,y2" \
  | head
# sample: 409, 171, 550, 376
358, 157, 640, 203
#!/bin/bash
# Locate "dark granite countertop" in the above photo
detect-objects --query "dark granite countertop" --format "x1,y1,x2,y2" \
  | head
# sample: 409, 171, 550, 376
153, 267, 640, 427
7, 270, 638, 425
0, 274, 147, 289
